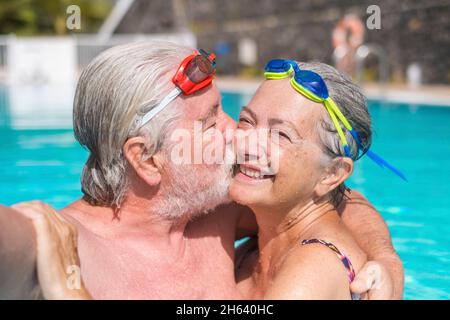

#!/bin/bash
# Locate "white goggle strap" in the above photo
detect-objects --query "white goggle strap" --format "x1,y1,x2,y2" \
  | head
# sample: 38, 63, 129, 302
138, 87, 182, 129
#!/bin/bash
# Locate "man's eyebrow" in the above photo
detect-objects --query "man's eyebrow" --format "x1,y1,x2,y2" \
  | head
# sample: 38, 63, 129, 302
199, 104, 219, 123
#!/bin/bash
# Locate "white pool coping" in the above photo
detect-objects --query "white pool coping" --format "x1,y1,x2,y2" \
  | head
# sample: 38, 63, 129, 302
1, 74, 449, 107
216, 77, 450, 107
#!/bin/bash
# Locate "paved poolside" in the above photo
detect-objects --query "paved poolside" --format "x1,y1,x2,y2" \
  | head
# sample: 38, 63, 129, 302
216, 77, 450, 107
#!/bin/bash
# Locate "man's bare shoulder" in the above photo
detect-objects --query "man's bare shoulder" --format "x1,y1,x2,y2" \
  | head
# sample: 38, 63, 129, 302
338, 190, 376, 215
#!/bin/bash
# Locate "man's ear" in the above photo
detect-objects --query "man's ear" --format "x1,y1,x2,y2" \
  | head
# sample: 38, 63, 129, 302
123, 137, 162, 186
315, 157, 354, 197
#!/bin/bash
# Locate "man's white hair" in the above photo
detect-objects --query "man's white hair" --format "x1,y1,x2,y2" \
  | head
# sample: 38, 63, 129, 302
74, 41, 193, 207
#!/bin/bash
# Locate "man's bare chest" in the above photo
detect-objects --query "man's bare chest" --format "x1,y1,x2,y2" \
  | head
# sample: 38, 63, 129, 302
77, 235, 239, 299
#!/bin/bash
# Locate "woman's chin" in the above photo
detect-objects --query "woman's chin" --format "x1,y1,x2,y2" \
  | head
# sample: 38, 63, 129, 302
229, 175, 271, 206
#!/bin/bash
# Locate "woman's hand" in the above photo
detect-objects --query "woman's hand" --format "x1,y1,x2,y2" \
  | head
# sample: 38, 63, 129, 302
12, 201, 91, 300
351, 260, 394, 299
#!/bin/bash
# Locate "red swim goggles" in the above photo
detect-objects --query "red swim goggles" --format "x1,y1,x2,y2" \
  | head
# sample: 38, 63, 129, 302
137, 49, 216, 128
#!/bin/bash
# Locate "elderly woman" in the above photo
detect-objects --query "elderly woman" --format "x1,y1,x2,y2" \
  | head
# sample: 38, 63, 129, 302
232, 60, 377, 299
231, 60, 405, 299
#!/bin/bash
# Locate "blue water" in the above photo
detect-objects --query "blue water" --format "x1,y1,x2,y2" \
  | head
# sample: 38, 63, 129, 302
0, 87, 449, 299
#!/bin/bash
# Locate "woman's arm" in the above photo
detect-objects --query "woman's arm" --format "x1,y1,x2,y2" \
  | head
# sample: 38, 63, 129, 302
0, 205, 41, 299
338, 190, 404, 299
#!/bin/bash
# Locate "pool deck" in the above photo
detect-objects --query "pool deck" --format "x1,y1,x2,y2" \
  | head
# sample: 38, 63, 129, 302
216, 77, 450, 107
1, 72, 449, 107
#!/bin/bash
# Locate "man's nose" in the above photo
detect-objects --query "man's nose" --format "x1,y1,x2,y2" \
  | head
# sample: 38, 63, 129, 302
217, 110, 236, 145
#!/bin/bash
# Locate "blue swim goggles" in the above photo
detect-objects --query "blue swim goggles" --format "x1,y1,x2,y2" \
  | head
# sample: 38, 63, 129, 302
264, 59, 407, 181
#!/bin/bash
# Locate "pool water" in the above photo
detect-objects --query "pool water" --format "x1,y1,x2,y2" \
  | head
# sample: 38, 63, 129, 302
1, 87, 449, 299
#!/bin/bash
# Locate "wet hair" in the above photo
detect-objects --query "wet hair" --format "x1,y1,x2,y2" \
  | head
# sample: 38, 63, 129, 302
73, 41, 192, 207
297, 62, 372, 207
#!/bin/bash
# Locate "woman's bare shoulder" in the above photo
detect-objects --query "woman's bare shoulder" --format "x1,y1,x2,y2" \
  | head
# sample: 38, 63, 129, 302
265, 220, 367, 300
266, 239, 357, 299
305, 215, 368, 274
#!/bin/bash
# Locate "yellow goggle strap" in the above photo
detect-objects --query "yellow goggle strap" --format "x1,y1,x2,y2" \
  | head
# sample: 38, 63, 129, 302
324, 97, 353, 132
290, 77, 354, 132
266, 73, 353, 156
324, 103, 350, 151
265, 63, 406, 179
290, 78, 351, 154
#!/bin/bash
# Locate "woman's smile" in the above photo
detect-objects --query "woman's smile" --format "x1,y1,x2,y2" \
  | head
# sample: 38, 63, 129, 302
234, 163, 276, 184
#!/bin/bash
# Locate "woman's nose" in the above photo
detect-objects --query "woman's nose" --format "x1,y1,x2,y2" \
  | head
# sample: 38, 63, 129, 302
234, 128, 270, 164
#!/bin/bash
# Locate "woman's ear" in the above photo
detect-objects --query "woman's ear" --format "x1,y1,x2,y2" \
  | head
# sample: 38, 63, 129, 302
123, 137, 162, 186
316, 157, 354, 197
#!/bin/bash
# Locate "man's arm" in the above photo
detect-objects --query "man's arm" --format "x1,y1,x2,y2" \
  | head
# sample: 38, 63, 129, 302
338, 190, 404, 299
0, 205, 41, 299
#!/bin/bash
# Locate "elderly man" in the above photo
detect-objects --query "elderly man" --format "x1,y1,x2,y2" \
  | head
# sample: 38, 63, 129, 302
0, 41, 403, 299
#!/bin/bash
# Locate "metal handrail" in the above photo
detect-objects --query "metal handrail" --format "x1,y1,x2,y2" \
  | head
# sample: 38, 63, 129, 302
355, 43, 389, 85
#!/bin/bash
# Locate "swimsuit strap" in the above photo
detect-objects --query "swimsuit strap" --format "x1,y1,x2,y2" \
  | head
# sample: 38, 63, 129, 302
301, 239, 356, 283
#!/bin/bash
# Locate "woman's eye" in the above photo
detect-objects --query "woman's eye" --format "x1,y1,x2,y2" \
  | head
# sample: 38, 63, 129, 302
238, 117, 253, 127
205, 122, 216, 131
271, 129, 291, 142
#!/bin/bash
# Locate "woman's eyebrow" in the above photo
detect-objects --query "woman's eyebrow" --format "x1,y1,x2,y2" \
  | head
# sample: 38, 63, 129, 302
268, 118, 302, 137
240, 106, 257, 120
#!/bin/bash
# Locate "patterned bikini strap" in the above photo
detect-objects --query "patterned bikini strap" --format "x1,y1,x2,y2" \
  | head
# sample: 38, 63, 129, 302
301, 238, 356, 283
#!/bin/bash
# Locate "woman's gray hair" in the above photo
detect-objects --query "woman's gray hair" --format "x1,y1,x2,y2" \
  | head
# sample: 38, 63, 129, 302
73, 41, 193, 207
297, 62, 372, 207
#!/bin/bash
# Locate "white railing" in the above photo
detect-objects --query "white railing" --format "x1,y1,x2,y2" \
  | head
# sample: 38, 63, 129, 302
76, 32, 196, 68
0, 35, 7, 67
0, 32, 196, 70
0, 32, 196, 129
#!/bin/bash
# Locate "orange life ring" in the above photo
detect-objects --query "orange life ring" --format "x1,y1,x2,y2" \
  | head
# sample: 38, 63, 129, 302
332, 15, 365, 49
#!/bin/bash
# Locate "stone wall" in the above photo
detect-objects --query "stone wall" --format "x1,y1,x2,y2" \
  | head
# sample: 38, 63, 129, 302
115, 0, 450, 84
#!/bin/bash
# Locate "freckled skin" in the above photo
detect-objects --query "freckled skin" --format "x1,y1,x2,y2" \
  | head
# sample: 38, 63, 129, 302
230, 79, 328, 210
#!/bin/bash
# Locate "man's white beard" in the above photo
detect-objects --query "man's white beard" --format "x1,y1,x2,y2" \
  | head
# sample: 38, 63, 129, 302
155, 146, 235, 221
